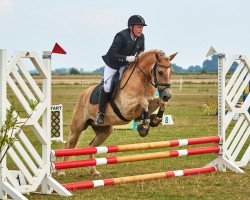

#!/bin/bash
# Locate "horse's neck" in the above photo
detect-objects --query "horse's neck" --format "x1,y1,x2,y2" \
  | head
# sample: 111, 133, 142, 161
136, 54, 155, 82
120, 56, 156, 97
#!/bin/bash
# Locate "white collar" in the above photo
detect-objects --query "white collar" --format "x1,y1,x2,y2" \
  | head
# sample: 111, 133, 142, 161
130, 32, 137, 41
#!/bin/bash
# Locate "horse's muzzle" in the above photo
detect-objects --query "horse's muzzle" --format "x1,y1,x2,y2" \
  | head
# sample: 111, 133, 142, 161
159, 87, 172, 102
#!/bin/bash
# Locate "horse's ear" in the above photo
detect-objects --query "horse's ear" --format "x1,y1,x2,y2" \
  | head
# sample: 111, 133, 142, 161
155, 53, 160, 61
170, 52, 178, 61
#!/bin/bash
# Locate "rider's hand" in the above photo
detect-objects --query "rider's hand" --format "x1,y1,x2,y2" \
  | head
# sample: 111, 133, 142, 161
126, 56, 136, 63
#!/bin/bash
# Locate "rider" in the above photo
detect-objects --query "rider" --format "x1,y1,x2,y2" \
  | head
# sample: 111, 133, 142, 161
95, 15, 147, 124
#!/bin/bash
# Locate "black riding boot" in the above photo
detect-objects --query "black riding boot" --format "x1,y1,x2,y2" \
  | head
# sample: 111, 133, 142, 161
95, 89, 109, 124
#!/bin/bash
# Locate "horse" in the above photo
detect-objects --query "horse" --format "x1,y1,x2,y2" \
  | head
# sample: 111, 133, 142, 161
60, 49, 177, 176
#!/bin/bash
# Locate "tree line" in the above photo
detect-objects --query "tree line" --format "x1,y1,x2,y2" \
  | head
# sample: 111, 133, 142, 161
29, 55, 238, 75
172, 55, 238, 73
91, 55, 238, 74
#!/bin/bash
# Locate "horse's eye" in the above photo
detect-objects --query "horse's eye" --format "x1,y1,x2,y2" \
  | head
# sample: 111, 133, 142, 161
158, 71, 164, 76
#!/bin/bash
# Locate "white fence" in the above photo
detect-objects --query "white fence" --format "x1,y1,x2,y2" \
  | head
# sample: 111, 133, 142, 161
0, 50, 71, 200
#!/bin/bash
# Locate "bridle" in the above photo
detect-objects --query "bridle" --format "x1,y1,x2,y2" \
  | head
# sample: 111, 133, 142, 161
120, 57, 172, 92
151, 62, 172, 88
136, 60, 172, 96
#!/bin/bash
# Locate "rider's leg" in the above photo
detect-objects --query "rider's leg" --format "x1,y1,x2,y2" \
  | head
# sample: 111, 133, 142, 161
95, 87, 109, 124
95, 65, 117, 124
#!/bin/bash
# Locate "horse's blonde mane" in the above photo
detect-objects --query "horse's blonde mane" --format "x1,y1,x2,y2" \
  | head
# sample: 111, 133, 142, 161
138, 49, 167, 60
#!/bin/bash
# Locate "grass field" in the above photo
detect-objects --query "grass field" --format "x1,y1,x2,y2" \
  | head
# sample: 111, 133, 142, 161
6, 75, 250, 200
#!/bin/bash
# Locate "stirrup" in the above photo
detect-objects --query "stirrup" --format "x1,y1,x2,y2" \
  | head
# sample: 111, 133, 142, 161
95, 113, 105, 124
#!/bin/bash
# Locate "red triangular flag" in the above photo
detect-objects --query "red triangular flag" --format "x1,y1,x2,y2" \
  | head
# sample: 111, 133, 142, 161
52, 43, 66, 54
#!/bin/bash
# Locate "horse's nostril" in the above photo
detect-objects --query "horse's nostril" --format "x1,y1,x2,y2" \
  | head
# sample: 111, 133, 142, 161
162, 95, 171, 101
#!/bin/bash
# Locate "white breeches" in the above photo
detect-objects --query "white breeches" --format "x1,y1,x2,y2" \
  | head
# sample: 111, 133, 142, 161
103, 65, 117, 93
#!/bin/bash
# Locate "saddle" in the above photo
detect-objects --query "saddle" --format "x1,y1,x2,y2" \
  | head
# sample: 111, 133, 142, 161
89, 71, 119, 105
89, 66, 130, 121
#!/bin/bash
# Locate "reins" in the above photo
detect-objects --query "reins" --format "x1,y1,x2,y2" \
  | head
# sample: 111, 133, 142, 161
119, 57, 156, 90
119, 58, 171, 91
119, 59, 139, 90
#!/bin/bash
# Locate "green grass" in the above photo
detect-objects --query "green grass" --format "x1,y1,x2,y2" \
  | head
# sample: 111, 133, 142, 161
8, 81, 250, 199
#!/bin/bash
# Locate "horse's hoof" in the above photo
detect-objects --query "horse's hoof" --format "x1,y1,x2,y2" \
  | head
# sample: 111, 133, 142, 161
91, 171, 101, 178
137, 124, 149, 137
149, 114, 161, 127
58, 170, 66, 176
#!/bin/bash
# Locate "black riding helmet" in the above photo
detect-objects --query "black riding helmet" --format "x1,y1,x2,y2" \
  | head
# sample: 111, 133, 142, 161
128, 15, 147, 26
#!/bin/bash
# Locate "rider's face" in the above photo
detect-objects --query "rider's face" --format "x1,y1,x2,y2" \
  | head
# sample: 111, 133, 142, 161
130, 25, 144, 37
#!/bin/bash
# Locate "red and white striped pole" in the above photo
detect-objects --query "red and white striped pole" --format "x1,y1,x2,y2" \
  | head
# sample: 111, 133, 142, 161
62, 166, 217, 191
52, 146, 220, 170
52, 136, 220, 157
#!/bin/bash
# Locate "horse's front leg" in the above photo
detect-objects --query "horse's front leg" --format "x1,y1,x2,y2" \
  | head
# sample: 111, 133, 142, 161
137, 97, 150, 137
149, 101, 166, 127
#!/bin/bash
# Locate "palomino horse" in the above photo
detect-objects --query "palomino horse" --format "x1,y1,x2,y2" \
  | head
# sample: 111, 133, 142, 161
61, 50, 177, 176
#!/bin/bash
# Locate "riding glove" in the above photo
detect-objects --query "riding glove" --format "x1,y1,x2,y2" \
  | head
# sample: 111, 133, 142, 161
126, 56, 136, 63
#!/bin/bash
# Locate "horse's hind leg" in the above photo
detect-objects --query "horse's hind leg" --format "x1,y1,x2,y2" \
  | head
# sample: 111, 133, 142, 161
88, 125, 113, 177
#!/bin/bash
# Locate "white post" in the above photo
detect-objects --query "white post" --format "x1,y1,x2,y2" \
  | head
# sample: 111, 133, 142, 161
0, 49, 8, 200
0, 49, 7, 129
41, 51, 52, 194
41, 51, 71, 196
42, 52, 72, 196
217, 53, 227, 171
180, 77, 182, 91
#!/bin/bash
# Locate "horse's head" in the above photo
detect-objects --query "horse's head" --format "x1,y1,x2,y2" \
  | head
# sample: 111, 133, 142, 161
151, 51, 177, 102
128, 50, 177, 102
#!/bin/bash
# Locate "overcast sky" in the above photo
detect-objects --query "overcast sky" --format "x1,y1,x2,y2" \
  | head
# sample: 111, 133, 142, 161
1, 0, 250, 71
